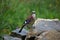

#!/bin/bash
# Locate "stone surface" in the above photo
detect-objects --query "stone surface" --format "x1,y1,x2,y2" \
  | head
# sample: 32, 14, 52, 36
3, 35, 22, 40
33, 18, 60, 34
36, 30, 60, 40
3, 29, 28, 40
12, 28, 28, 36
10, 28, 28, 40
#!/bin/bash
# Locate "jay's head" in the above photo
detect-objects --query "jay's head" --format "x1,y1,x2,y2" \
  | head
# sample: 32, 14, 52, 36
31, 11, 36, 19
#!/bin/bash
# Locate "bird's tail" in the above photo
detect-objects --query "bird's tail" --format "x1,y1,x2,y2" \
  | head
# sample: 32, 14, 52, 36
19, 24, 26, 33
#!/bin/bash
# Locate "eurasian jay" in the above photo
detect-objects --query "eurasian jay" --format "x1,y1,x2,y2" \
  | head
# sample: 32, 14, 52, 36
19, 11, 36, 33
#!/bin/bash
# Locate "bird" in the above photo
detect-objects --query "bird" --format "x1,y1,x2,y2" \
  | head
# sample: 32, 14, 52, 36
19, 11, 36, 33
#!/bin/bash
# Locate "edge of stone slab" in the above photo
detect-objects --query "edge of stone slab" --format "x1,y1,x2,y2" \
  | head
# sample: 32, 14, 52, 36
36, 18, 59, 21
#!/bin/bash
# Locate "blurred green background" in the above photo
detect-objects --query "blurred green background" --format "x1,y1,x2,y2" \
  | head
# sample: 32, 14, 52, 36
0, 0, 60, 37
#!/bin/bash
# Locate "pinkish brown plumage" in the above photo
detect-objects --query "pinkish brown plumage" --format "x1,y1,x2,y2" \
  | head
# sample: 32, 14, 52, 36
19, 11, 36, 32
